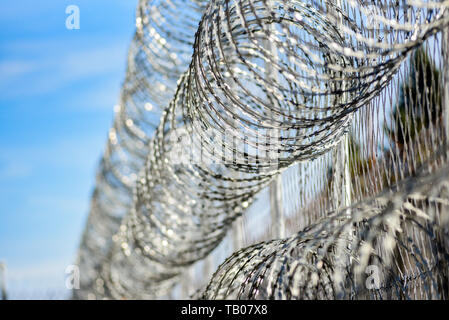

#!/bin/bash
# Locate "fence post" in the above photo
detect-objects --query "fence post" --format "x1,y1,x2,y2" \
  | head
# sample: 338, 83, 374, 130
265, 0, 285, 239
443, 21, 449, 146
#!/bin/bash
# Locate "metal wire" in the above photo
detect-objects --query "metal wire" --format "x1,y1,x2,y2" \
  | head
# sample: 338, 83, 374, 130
77, 0, 449, 299
74, 0, 208, 299
202, 153, 449, 299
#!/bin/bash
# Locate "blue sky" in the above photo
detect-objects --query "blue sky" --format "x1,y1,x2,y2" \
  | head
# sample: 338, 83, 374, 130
0, 0, 138, 298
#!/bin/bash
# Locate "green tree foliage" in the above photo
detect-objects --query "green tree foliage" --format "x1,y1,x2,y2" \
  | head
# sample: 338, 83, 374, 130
384, 48, 442, 153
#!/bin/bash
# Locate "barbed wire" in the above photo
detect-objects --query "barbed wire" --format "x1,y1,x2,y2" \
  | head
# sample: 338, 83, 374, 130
202, 152, 449, 299
77, 0, 449, 299
74, 0, 208, 300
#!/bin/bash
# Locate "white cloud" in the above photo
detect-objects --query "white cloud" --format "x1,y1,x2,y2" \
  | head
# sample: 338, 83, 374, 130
0, 60, 38, 78
0, 39, 128, 98
0, 162, 33, 180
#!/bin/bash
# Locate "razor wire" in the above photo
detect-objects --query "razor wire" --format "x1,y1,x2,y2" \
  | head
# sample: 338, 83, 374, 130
199, 39, 449, 299
76, 0, 449, 299
74, 0, 209, 300
202, 152, 449, 299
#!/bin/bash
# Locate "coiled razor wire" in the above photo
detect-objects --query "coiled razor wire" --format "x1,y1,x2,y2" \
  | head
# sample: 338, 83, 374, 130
202, 153, 449, 299
77, 0, 449, 299
75, 0, 208, 300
